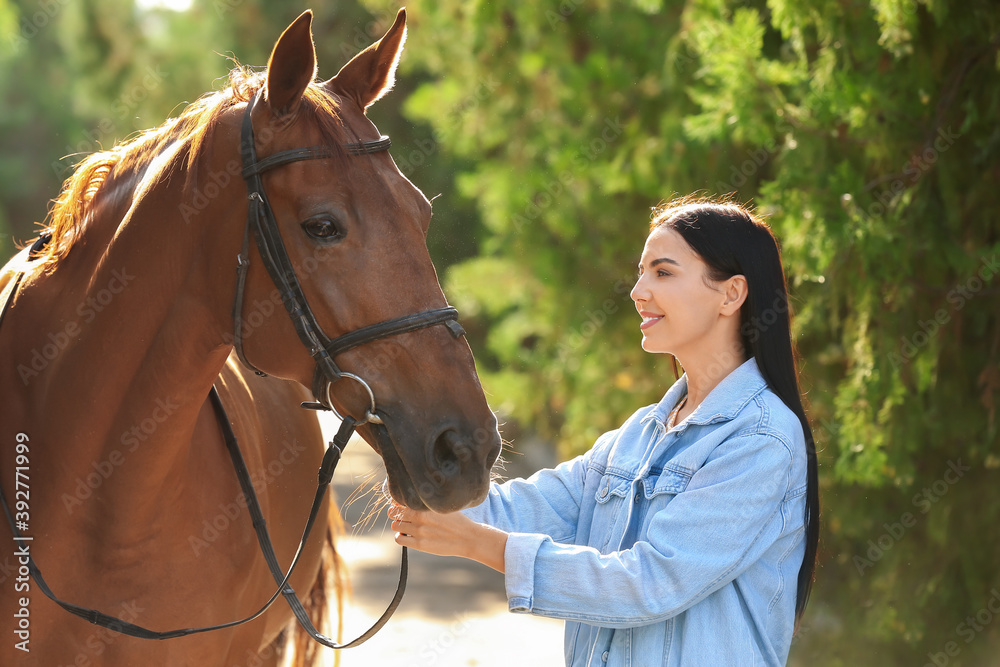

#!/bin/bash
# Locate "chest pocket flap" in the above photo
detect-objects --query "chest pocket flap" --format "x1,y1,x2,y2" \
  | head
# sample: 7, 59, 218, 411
595, 474, 631, 504
648, 465, 693, 498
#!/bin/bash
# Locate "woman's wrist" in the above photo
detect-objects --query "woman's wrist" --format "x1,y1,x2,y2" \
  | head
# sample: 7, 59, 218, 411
470, 521, 509, 573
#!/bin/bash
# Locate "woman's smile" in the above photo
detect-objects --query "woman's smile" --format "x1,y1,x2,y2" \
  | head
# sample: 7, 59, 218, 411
639, 311, 663, 329
631, 227, 724, 355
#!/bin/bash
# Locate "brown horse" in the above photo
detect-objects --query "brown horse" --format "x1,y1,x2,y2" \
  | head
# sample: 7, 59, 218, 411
0, 9, 500, 666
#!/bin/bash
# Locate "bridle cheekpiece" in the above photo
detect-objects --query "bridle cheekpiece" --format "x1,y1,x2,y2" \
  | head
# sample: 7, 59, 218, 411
232, 89, 465, 425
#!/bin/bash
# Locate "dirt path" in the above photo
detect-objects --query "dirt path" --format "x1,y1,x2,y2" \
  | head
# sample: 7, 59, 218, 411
322, 416, 565, 666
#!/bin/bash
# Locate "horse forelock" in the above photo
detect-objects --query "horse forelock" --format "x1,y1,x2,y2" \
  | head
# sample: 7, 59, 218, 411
34, 66, 349, 270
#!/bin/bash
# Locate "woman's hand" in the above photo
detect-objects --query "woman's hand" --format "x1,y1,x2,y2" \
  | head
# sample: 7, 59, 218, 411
390, 502, 509, 573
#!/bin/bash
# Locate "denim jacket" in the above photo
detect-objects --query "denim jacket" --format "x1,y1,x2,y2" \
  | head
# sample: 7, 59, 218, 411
463, 358, 808, 666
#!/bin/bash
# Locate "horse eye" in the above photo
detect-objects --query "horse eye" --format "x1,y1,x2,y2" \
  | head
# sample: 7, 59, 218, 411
301, 217, 343, 242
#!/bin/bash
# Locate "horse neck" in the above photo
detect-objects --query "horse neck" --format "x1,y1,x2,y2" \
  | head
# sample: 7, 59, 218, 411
6, 136, 244, 533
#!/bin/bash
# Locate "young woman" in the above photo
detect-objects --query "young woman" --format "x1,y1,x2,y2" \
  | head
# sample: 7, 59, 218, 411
391, 197, 819, 666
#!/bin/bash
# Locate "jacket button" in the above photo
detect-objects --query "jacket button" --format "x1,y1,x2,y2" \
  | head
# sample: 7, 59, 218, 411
600, 486, 609, 498
602, 650, 609, 662
635, 492, 642, 502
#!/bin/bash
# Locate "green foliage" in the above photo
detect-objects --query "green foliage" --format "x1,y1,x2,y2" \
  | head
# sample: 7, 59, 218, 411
0, 0, 481, 268
375, 0, 1000, 661
1, 0, 998, 661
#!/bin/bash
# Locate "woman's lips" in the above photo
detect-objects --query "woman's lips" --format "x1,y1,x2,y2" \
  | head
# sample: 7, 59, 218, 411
640, 314, 663, 330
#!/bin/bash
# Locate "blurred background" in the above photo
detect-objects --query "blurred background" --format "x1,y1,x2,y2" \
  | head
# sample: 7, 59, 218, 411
1, 0, 998, 664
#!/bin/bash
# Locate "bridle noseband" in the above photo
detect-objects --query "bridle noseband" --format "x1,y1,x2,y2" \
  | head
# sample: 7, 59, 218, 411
233, 89, 465, 425
0, 89, 467, 650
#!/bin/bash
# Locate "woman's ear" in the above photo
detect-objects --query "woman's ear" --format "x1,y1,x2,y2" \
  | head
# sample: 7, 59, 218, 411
720, 275, 748, 316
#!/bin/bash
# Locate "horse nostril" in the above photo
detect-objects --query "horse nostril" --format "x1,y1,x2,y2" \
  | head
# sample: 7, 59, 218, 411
430, 428, 464, 478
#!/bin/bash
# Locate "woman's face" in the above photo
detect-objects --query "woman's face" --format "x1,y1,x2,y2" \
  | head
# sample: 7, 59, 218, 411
630, 226, 727, 356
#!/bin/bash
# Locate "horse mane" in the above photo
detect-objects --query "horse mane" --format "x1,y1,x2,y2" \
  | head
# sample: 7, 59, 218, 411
34, 66, 347, 270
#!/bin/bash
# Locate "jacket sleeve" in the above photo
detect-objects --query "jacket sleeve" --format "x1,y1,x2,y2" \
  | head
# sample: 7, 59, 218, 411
501, 432, 799, 627
461, 430, 614, 543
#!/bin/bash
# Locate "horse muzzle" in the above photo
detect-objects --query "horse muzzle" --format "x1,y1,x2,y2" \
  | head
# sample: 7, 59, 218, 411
366, 418, 500, 513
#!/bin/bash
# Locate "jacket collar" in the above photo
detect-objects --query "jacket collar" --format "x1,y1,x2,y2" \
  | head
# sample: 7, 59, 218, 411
642, 357, 768, 429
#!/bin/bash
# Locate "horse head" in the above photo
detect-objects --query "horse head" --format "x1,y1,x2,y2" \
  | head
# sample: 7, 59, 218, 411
228, 10, 500, 512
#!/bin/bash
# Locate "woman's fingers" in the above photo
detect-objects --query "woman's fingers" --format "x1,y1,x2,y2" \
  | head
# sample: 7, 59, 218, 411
388, 503, 408, 529
389, 503, 419, 528
388, 504, 454, 554
386, 502, 507, 572
389, 502, 425, 546
391, 516, 414, 534
388, 501, 404, 519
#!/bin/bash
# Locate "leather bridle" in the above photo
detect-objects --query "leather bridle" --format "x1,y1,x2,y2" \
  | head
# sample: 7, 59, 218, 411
233, 88, 466, 423
0, 89, 467, 650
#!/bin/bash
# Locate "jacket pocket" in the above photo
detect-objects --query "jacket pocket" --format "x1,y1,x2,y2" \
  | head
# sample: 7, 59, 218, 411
595, 474, 631, 504
593, 474, 632, 552
647, 465, 693, 498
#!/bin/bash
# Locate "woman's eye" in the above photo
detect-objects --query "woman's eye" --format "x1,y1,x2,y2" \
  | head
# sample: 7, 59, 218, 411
302, 218, 343, 241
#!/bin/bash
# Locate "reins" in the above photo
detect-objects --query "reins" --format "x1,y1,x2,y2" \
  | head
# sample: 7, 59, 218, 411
0, 375, 376, 642
0, 90, 468, 649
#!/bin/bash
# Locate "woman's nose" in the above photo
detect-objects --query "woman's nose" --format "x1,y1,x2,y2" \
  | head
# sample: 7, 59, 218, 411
630, 276, 646, 303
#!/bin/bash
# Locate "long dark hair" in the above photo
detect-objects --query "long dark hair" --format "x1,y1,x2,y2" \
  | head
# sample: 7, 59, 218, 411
652, 195, 819, 624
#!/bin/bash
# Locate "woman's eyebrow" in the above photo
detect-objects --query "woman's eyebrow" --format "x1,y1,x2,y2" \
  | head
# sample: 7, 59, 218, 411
650, 257, 680, 268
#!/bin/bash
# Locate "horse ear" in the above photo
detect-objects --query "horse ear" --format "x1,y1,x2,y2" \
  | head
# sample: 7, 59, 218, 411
326, 8, 407, 110
265, 10, 317, 116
